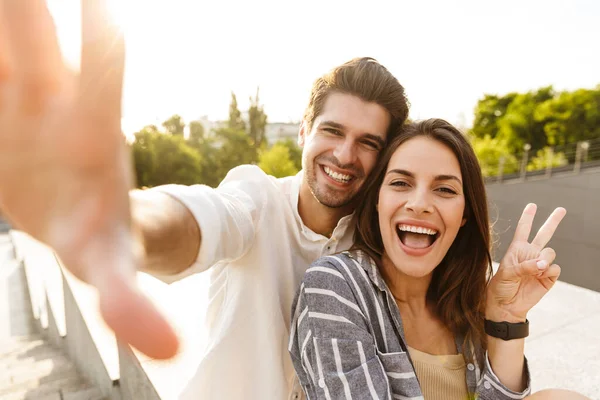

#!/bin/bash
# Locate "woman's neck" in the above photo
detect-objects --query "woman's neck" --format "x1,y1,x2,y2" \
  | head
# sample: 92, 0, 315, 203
381, 253, 457, 355
380, 252, 433, 315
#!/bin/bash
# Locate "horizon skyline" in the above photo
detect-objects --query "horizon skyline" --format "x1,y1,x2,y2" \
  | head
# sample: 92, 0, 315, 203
46, 0, 600, 136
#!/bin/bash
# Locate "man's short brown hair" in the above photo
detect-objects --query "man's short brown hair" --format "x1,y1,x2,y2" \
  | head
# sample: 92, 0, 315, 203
303, 57, 409, 140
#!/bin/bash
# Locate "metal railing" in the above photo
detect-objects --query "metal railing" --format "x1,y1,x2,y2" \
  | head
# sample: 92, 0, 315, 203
483, 138, 600, 184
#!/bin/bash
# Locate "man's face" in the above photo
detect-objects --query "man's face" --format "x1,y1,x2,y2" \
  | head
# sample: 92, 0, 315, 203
299, 92, 391, 208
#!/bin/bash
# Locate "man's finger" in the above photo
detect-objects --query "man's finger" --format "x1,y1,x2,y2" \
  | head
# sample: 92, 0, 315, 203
512, 203, 537, 243
0, 4, 14, 84
2, 0, 64, 113
99, 281, 180, 360
531, 207, 567, 249
79, 0, 125, 127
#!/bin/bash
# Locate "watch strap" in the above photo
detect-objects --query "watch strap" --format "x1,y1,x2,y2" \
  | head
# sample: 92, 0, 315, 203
484, 319, 529, 340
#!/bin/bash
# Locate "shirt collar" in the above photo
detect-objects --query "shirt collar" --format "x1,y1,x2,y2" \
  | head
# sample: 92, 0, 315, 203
344, 249, 389, 292
290, 170, 356, 241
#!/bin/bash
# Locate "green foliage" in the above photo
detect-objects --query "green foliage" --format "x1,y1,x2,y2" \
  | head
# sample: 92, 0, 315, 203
534, 86, 600, 146
495, 87, 554, 153
259, 143, 299, 178
277, 138, 302, 171
471, 85, 600, 171
526, 147, 568, 172
162, 114, 186, 136
470, 93, 517, 139
248, 88, 268, 149
188, 120, 205, 144
132, 125, 202, 187
470, 135, 519, 177
228, 92, 246, 131
212, 128, 258, 182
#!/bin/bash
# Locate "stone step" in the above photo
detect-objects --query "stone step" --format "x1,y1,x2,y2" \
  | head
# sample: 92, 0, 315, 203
0, 335, 105, 400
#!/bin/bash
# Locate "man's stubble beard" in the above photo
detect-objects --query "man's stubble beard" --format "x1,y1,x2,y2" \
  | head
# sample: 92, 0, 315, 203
305, 163, 361, 209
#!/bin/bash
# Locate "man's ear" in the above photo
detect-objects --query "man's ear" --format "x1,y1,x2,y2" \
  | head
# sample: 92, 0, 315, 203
298, 121, 307, 148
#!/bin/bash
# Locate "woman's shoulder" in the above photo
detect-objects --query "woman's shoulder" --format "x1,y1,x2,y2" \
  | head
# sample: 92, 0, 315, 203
303, 249, 376, 291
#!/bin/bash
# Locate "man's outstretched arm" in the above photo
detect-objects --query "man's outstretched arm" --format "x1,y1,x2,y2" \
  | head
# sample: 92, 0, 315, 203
130, 189, 201, 276
0, 0, 179, 359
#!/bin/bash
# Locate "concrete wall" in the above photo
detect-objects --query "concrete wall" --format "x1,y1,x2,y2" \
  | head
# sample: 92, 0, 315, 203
486, 168, 600, 291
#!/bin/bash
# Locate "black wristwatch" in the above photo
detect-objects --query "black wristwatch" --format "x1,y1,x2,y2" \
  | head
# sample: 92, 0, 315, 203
484, 319, 529, 340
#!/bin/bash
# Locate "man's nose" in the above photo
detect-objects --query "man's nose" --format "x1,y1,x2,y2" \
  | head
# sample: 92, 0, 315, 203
333, 139, 357, 166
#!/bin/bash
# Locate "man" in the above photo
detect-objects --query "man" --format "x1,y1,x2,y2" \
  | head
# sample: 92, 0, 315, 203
133, 59, 408, 398
0, 1, 408, 398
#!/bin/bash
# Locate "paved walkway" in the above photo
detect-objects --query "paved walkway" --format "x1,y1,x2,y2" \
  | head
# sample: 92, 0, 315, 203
0, 233, 104, 400
1, 227, 598, 398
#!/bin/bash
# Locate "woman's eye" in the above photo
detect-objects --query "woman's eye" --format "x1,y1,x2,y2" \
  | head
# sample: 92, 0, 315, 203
390, 181, 409, 187
437, 187, 458, 195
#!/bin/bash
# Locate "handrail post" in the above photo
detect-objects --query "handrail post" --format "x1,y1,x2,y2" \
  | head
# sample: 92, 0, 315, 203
520, 144, 531, 181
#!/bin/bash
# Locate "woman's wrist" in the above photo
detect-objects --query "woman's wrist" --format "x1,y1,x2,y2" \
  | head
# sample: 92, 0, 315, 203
485, 305, 527, 324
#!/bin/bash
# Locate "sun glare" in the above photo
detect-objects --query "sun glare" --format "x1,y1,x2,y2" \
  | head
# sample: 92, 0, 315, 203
105, 0, 133, 32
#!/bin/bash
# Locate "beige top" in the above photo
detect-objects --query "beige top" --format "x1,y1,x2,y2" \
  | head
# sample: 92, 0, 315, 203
407, 346, 469, 400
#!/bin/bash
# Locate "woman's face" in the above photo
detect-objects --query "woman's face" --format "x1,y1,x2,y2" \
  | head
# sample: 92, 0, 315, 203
378, 136, 466, 278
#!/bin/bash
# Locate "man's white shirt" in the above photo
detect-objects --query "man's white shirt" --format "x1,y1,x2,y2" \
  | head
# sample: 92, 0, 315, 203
152, 165, 355, 399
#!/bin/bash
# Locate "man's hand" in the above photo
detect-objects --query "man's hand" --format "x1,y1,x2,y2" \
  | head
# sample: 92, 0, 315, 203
0, 0, 178, 359
487, 203, 567, 322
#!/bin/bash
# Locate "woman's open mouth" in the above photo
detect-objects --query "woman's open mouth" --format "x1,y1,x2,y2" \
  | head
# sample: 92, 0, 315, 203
396, 223, 439, 250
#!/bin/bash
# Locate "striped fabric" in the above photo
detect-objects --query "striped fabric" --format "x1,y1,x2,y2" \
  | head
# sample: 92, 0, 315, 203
289, 250, 532, 400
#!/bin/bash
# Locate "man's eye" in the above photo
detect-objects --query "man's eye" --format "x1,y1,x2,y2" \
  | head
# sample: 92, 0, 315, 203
362, 141, 379, 150
324, 128, 341, 135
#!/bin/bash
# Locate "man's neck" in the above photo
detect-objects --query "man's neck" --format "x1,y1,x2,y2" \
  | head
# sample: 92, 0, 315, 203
298, 183, 353, 238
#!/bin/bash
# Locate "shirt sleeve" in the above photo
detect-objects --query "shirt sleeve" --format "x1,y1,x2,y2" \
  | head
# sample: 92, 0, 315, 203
476, 351, 532, 400
289, 258, 396, 400
148, 165, 270, 283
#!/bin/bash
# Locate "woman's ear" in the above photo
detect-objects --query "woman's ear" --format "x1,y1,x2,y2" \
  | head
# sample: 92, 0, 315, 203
461, 217, 467, 227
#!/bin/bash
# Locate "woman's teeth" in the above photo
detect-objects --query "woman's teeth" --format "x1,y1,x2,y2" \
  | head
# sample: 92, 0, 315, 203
397, 224, 438, 236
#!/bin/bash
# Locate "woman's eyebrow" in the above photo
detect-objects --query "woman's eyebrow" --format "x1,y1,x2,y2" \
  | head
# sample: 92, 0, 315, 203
386, 169, 462, 184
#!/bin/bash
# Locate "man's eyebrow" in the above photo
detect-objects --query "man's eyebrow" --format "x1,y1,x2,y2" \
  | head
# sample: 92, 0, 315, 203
319, 120, 345, 130
362, 133, 385, 148
386, 169, 462, 184
319, 121, 385, 148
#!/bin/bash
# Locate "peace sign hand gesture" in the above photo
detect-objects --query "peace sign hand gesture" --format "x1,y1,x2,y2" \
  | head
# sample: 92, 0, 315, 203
486, 203, 567, 323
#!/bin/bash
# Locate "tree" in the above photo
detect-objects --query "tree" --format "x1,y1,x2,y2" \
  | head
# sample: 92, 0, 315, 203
162, 114, 185, 136
188, 120, 205, 144
526, 147, 568, 172
248, 87, 268, 149
228, 92, 246, 131
470, 134, 519, 177
471, 93, 518, 139
277, 138, 302, 171
495, 87, 555, 153
534, 86, 600, 146
259, 143, 299, 178
212, 127, 258, 182
131, 125, 203, 187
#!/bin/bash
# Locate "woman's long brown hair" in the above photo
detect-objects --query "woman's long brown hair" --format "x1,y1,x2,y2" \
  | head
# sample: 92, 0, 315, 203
353, 118, 493, 357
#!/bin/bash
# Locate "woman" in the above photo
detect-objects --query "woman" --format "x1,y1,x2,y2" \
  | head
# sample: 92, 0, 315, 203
289, 119, 584, 399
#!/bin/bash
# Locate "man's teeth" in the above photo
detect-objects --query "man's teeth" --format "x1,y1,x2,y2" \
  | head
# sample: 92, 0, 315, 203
397, 224, 438, 236
324, 166, 352, 183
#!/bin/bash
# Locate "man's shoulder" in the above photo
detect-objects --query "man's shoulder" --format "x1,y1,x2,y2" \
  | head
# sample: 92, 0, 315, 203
222, 165, 296, 192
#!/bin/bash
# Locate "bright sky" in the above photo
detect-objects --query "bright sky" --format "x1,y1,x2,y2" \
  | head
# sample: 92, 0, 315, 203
47, 0, 600, 135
